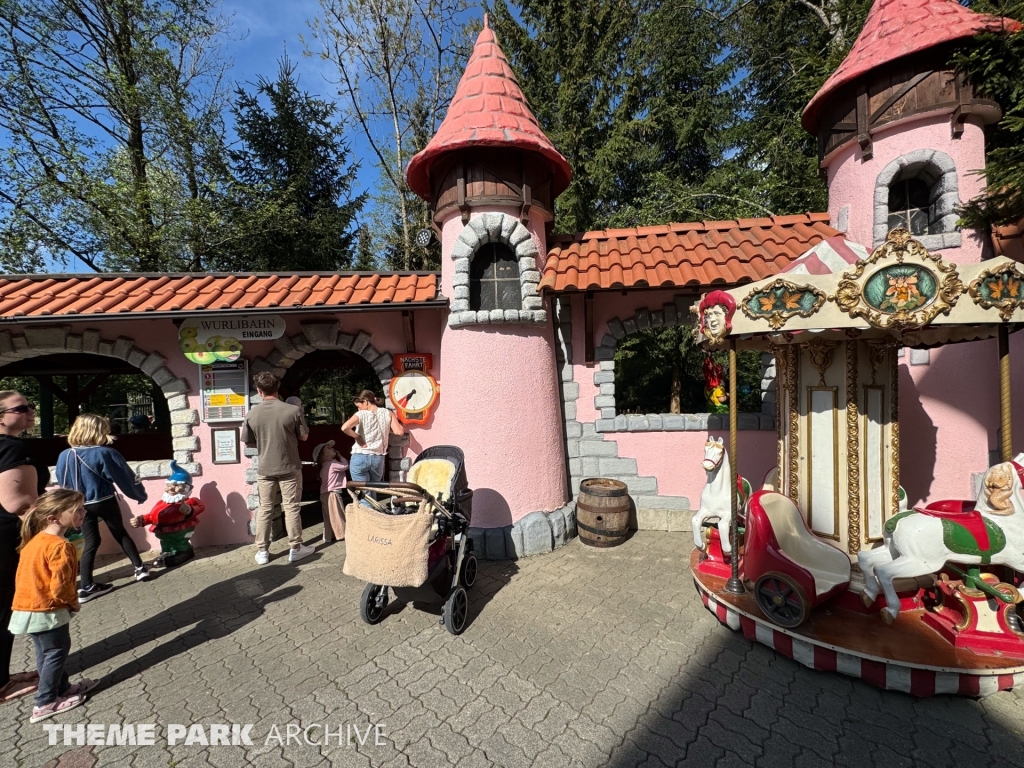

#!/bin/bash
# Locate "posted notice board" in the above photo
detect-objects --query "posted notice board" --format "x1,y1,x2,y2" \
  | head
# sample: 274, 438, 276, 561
200, 361, 249, 423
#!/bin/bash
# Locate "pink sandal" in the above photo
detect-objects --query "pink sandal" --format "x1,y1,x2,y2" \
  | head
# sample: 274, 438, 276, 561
30, 693, 86, 723
65, 679, 97, 697
0, 678, 38, 703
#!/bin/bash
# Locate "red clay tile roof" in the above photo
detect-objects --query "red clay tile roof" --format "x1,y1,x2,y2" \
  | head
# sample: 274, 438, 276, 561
406, 15, 572, 201
540, 214, 840, 292
803, 0, 1021, 132
0, 273, 441, 321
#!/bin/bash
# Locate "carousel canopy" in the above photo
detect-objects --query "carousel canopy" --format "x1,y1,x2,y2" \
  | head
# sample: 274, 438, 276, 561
702, 229, 1024, 348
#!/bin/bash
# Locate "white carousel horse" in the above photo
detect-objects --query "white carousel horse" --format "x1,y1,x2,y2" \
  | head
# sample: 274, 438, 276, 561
690, 438, 752, 555
858, 462, 1024, 624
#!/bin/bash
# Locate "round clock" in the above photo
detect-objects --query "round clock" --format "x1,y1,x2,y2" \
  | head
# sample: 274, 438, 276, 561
388, 370, 439, 424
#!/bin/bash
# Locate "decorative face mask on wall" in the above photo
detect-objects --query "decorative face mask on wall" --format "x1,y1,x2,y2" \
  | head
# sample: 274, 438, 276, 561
696, 290, 736, 345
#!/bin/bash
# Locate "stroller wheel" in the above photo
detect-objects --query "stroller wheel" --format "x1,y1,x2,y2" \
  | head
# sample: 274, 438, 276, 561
443, 586, 469, 635
360, 584, 389, 625
460, 554, 478, 588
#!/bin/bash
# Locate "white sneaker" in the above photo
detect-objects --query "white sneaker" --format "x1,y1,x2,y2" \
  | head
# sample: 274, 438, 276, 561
255, 550, 270, 565
288, 544, 315, 563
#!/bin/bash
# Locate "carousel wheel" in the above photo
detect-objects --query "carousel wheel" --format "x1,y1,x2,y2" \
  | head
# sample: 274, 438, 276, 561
460, 554, 478, 588
359, 583, 389, 625
754, 573, 809, 628
443, 586, 469, 635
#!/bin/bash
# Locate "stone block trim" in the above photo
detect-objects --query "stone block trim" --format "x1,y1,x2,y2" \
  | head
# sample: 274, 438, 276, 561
447, 212, 548, 328
873, 148, 962, 252
468, 502, 576, 560
595, 298, 776, 433
0, 326, 199, 475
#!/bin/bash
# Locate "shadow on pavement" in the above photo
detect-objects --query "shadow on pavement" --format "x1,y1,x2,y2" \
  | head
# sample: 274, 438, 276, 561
67, 564, 302, 689
601, 608, 1024, 767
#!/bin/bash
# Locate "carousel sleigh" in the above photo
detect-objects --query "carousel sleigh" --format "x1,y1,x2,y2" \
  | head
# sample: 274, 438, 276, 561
743, 491, 851, 628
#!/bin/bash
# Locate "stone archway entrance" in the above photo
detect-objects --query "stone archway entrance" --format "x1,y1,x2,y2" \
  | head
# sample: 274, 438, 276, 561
0, 325, 198, 477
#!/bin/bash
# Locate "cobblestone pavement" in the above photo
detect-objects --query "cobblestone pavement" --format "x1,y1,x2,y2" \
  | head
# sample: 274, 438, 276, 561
4, 529, 1024, 768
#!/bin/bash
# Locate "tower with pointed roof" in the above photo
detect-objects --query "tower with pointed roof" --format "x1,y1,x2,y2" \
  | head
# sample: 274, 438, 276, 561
406, 16, 572, 533
803, 0, 1020, 264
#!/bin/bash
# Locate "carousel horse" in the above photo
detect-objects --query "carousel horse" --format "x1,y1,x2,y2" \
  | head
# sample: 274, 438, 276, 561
858, 462, 1024, 624
691, 438, 751, 555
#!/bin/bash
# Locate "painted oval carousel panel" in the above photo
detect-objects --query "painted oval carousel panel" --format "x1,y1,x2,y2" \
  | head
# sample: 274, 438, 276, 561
863, 264, 937, 315
740, 280, 826, 330
969, 264, 1024, 321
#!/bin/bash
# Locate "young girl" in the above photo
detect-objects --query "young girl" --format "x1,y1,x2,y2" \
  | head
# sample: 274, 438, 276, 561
9, 489, 96, 722
313, 441, 348, 543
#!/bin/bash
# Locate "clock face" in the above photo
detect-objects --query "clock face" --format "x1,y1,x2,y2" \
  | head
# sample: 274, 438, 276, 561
389, 370, 439, 415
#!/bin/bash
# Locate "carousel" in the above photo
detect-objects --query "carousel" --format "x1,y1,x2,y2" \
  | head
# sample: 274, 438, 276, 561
690, 227, 1024, 697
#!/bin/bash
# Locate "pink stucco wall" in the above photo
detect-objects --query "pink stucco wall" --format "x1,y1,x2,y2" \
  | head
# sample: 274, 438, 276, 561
900, 332, 1024, 507
613, 430, 778, 501
826, 114, 988, 264
420, 207, 568, 526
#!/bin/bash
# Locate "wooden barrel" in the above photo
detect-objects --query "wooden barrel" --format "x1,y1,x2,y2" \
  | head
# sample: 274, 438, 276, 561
577, 478, 630, 548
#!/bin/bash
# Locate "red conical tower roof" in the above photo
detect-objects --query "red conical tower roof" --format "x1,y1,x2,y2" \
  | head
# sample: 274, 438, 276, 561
802, 0, 1020, 133
406, 15, 572, 202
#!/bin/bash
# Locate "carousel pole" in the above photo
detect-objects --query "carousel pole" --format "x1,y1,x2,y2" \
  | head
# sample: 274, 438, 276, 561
725, 339, 745, 595
998, 325, 1013, 463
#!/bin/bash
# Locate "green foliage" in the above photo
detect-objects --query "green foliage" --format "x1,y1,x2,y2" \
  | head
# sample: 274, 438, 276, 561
214, 58, 365, 272
727, 0, 871, 218
490, 0, 734, 234
0, 372, 166, 436
0, 0, 231, 273
954, 0, 1024, 229
614, 327, 764, 415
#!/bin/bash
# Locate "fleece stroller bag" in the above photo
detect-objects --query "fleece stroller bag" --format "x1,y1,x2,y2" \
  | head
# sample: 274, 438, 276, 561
343, 503, 433, 587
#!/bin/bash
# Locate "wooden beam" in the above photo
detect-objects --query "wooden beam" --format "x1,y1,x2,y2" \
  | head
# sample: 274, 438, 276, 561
856, 87, 873, 160
584, 292, 595, 367
78, 373, 111, 400
402, 310, 416, 352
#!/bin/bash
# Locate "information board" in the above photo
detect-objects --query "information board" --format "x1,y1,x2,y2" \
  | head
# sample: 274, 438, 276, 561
200, 361, 249, 423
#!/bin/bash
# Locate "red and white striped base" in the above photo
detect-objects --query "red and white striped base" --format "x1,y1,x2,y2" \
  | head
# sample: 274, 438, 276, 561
696, 580, 1024, 697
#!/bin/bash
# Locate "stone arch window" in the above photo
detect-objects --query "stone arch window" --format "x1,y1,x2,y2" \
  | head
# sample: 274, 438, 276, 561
470, 243, 521, 311
449, 212, 546, 328
590, 297, 777, 434
873, 149, 961, 251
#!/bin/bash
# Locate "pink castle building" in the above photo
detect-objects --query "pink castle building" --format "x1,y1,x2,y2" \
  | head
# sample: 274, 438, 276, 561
0, 1, 1020, 558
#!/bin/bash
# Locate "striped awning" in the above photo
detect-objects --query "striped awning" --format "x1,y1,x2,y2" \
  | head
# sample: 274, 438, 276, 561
779, 237, 869, 276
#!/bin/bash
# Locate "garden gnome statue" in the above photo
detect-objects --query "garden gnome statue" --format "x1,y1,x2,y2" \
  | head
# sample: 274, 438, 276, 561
130, 461, 205, 568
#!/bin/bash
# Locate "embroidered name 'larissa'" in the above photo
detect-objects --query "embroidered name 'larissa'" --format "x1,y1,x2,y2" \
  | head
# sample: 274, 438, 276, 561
368, 535, 392, 546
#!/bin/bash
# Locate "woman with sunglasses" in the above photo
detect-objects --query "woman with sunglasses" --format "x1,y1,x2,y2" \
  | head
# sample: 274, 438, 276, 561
0, 391, 49, 702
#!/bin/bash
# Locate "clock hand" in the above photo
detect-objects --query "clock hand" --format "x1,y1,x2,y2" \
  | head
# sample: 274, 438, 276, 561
397, 389, 417, 408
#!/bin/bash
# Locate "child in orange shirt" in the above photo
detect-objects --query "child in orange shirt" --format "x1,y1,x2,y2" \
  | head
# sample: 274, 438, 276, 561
9, 489, 96, 722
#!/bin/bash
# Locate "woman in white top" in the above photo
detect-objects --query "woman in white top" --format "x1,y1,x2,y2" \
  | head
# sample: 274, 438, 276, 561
341, 390, 404, 487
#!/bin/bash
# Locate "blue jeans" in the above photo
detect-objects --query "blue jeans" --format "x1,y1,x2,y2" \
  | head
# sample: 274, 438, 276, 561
349, 453, 385, 483
349, 454, 386, 506
31, 623, 71, 706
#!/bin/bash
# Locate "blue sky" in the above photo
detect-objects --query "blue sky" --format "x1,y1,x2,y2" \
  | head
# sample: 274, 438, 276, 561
221, 0, 376, 190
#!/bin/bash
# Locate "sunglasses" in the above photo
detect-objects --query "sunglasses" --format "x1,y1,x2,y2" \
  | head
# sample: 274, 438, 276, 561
1, 405, 36, 415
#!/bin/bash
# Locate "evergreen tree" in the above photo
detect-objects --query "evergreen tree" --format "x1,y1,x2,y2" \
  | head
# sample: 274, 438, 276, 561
217, 58, 365, 272
490, 0, 733, 233
954, 0, 1024, 230
726, 0, 872, 218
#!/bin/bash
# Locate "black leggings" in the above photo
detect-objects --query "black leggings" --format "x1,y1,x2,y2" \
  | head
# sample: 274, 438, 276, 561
0, 517, 19, 687
80, 497, 142, 588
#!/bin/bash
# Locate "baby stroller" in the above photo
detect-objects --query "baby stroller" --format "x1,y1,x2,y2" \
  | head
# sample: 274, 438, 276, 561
345, 446, 476, 635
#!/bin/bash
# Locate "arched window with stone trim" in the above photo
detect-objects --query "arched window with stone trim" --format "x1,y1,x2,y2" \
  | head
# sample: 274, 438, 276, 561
470, 243, 521, 311
448, 212, 547, 328
874, 149, 961, 251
